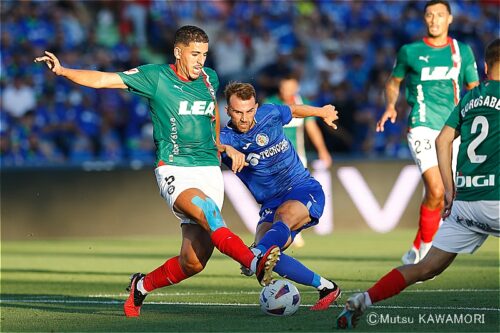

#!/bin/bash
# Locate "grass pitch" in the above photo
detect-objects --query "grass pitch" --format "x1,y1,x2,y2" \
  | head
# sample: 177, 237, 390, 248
1, 230, 498, 332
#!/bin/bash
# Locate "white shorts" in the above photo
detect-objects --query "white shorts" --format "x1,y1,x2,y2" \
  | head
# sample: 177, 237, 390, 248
433, 200, 500, 254
407, 126, 460, 174
154, 165, 224, 224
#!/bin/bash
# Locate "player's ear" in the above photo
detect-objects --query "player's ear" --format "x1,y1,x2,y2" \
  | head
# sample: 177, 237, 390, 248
174, 47, 181, 60
448, 14, 453, 25
484, 62, 488, 76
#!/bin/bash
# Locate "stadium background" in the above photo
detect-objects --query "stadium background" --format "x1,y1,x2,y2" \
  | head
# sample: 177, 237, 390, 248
1, 1, 499, 239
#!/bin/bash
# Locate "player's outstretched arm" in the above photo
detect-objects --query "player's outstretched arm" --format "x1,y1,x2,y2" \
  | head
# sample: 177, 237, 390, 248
376, 76, 403, 132
436, 125, 459, 218
289, 104, 338, 130
34, 51, 127, 89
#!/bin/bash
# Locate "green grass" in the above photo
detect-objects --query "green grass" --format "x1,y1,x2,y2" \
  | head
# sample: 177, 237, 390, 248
1, 231, 498, 332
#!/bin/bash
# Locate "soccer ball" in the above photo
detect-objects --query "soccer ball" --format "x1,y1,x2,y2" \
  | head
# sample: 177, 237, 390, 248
259, 279, 301, 316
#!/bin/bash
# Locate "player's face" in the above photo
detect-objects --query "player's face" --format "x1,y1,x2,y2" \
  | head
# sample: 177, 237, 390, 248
279, 79, 299, 104
424, 4, 452, 38
227, 96, 258, 133
174, 42, 209, 81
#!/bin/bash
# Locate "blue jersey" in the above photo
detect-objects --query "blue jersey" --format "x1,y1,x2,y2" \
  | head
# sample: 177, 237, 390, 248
220, 104, 313, 204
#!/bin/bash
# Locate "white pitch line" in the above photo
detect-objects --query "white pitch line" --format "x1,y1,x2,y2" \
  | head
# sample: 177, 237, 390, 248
0, 299, 499, 312
370, 305, 500, 312
87, 289, 499, 298
0, 299, 298, 307
0, 299, 123, 305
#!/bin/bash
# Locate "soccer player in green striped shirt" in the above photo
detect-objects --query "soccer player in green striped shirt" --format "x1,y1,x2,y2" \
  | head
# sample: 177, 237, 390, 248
337, 38, 499, 330
264, 73, 332, 248
376, 0, 480, 265
264, 74, 332, 169
35, 25, 280, 318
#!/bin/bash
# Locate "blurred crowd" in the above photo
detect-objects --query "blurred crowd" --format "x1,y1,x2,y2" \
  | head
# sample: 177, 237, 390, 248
1, 0, 498, 168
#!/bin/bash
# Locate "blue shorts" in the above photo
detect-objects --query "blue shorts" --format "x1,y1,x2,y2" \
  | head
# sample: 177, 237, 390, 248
257, 178, 325, 239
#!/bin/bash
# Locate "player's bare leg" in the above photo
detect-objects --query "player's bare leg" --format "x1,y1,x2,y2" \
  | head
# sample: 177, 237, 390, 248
124, 224, 213, 317
250, 200, 341, 309
419, 167, 445, 258
175, 188, 280, 285
404, 167, 444, 265
337, 247, 456, 329
291, 232, 305, 248
399, 247, 456, 284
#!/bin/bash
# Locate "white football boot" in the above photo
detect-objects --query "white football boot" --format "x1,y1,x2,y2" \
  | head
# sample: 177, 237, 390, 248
419, 242, 432, 260
336, 292, 368, 329
401, 246, 420, 265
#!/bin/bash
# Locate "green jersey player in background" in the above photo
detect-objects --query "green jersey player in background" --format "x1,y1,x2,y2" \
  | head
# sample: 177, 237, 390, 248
264, 73, 332, 169
34, 25, 280, 318
337, 37, 499, 330
264, 73, 332, 248
376, 0, 480, 265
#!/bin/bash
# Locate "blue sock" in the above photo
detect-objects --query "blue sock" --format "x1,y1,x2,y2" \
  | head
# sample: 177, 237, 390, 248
273, 253, 321, 288
256, 221, 290, 254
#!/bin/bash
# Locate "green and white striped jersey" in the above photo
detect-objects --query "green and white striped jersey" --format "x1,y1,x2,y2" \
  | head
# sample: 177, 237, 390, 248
393, 37, 479, 130
445, 80, 499, 201
118, 64, 220, 167
264, 94, 314, 165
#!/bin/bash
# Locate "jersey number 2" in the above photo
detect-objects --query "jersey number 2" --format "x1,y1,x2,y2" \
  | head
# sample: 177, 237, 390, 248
467, 116, 489, 164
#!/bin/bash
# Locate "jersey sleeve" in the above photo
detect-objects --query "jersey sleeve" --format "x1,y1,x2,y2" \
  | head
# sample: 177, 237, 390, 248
117, 64, 160, 99
391, 45, 409, 79
219, 129, 231, 145
460, 44, 479, 85
275, 104, 293, 125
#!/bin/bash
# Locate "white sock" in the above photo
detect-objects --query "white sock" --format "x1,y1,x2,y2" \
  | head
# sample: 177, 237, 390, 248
317, 277, 335, 290
136, 278, 148, 295
363, 292, 372, 306
249, 247, 261, 273
420, 241, 432, 259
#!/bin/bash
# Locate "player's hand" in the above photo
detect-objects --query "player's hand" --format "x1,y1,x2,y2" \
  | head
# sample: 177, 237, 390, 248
321, 104, 338, 130
376, 107, 398, 132
34, 51, 64, 76
442, 190, 454, 219
224, 145, 248, 173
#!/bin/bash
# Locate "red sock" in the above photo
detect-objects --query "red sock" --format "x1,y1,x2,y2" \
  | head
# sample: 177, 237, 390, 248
419, 204, 441, 243
211, 227, 254, 268
412, 230, 421, 250
143, 256, 188, 292
367, 269, 407, 304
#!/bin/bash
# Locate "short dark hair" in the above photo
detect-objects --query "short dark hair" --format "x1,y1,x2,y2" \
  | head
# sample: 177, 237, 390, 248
224, 82, 256, 106
174, 25, 209, 46
424, 0, 451, 14
280, 72, 299, 83
485, 38, 500, 69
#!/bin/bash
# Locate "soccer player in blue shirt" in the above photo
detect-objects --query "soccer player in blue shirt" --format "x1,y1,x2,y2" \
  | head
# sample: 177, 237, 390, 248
219, 82, 341, 310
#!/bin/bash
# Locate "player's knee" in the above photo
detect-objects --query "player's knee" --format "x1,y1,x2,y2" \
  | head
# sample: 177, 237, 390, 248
179, 254, 206, 276
275, 203, 308, 229
191, 196, 226, 231
426, 185, 444, 202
